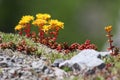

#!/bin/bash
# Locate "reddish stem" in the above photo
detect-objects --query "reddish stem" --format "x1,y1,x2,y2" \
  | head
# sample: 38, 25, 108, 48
19, 30, 23, 36
107, 32, 114, 53
53, 29, 59, 41
38, 28, 44, 43
24, 24, 31, 37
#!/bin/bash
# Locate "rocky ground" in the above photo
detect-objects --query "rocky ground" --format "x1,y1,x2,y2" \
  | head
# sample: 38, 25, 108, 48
1, 48, 118, 80
0, 32, 120, 80
0, 49, 66, 80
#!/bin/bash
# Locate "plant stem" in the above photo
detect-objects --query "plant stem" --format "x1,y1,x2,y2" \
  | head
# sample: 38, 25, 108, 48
39, 28, 44, 43
107, 32, 114, 53
24, 24, 31, 37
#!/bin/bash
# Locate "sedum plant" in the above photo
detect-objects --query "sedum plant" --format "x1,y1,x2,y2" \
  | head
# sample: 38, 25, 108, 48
105, 26, 119, 56
105, 26, 114, 53
14, 13, 64, 43
14, 13, 97, 53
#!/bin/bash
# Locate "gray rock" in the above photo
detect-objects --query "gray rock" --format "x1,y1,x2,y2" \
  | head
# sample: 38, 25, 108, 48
41, 57, 47, 61
2, 75, 8, 79
22, 71, 32, 76
0, 56, 4, 61
72, 63, 81, 71
97, 63, 106, 69
52, 58, 64, 67
0, 49, 69, 80
44, 68, 53, 74
0, 53, 3, 56
86, 69, 95, 75
3, 49, 14, 57
0, 56, 13, 67
34, 68, 42, 73
53, 67, 67, 80
0, 49, 3, 53
48, 74, 55, 78
42, 66, 47, 72
8, 69, 17, 78
31, 60, 49, 74
0, 62, 8, 67
15, 58, 24, 64
18, 72, 23, 78
31, 60, 45, 69
9, 69, 16, 74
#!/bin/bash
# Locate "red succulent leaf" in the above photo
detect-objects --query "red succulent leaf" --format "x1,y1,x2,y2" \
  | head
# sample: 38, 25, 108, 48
84, 40, 91, 46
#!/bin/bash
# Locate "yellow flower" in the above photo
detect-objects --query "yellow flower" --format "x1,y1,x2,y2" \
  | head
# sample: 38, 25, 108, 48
15, 25, 24, 31
105, 26, 112, 32
49, 19, 64, 29
36, 13, 51, 20
32, 19, 47, 27
42, 25, 50, 33
19, 15, 34, 25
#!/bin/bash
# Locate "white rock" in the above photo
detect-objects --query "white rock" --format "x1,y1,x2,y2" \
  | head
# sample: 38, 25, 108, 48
85, 57, 103, 68
9, 69, 15, 74
31, 60, 45, 69
99, 50, 111, 56
59, 49, 110, 73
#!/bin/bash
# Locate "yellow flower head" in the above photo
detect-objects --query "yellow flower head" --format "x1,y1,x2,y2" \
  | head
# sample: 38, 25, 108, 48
49, 19, 64, 29
32, 19, 47, 27
15, 25, 24, 31
19, 15, 34, 25
105, 26, 112, 32
36, 13, 51, 20
42, 25, 50, 33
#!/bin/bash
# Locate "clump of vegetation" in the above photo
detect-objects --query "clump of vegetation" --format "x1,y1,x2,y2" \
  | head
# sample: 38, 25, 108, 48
0, 34, 37, 55
105, 26, 119, 55
105, 26, 114, 52
14, 13, 97, 53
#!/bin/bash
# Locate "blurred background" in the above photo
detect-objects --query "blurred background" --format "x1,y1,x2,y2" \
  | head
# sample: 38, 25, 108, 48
0, 0, 120, 50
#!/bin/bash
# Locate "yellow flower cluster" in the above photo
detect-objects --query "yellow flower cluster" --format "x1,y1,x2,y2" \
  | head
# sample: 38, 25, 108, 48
15, 15, 34, 31
42, 25, 51, 32
36, 13, 51, 20
32, 19, 47, 27
32, 13, 64, 33
15, 13, 64, 33
105, 26, 112, 32
15, 25, 23, 31
19, 15, 34, 25
49, 20, 64, 29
